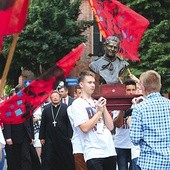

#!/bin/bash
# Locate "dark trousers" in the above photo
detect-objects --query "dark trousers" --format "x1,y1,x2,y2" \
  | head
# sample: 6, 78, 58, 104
41, 142, 75, 170
116, 148, 132, 170
86, 156, 117, 170
131, 158, 141, 170
5, 138, 32, 170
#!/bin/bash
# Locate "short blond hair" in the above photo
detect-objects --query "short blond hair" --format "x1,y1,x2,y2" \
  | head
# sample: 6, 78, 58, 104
78, 71, 95, 83
140, 70, 161, 93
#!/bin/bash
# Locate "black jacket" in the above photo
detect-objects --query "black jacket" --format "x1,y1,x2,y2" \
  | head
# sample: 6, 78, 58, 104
3, 118, 34, 143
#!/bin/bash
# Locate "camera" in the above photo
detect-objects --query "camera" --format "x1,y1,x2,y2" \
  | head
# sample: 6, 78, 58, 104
124, 108, 133, 118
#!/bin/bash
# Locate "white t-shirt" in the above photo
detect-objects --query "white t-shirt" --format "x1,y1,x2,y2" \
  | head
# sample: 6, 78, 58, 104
71, 97, 116, 162
113, 110, 133, 149
0, 127, 5, 146
67, 106, 85, 154
131, 145, 140, 159
33, 107, 42, 120
0, 101, 5, 147
33, 107, 42, 147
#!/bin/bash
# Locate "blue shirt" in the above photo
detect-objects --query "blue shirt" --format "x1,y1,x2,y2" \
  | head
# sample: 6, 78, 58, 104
130, 93, 170, 170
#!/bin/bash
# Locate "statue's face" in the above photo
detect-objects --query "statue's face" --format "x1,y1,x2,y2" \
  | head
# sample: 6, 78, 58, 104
104, 40, 119, 59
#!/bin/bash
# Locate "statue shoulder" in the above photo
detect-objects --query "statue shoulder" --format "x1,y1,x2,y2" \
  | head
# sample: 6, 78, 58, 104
89, 56, 105, 72
90, 56, 105, 66
93, 55, 105, 62
117, 55, 129, 64
116, 55, 125, 61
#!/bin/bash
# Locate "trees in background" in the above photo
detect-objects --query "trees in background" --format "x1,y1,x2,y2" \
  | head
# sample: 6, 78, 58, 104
1, 0, 92, 85
1, 0, 170, 93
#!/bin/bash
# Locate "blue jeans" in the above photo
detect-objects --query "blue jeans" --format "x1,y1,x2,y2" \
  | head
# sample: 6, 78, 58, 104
0, 148, 5, 170
86, 156, 117, 170
131, 158, 141, 170
115, 148, 132, 170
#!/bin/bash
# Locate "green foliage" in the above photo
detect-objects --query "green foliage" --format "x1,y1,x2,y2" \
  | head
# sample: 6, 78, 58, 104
1, 0, 170, 93
4, 84, 13, 96
1, 0, 92, 85
121, 0, 170, 93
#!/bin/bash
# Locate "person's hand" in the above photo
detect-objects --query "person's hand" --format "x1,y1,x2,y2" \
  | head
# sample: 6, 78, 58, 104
129, 74, 139, 83
97, 97, 106, 113
30, 139, 34, 145
98, 97, 106, 105
127, 116, 131, 127
6, 138, 13, 145
132, 96, 145, 105
33, 117, 39, 122
40, 139, 45, 145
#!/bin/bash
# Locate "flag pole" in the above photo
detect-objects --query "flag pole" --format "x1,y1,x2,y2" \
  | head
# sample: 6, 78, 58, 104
127, 68, 132, 75
118, 77, 123, 84
127, 68, 140, 83
0, 33, 19, 97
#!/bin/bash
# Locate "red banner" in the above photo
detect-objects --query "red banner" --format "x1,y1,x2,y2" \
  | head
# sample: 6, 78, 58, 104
0, 44, 85, 124
88, 0, 150, 61
0, 0, 29, 35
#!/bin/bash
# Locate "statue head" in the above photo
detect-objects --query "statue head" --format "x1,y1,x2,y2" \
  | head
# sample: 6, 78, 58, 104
104, 35, 120, 59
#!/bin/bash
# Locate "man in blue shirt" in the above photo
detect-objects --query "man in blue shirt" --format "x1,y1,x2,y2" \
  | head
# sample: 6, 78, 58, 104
130, 70, 170, 170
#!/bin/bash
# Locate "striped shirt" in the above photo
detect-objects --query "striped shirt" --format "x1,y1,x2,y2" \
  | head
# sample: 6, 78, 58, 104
130, 93, 170, 170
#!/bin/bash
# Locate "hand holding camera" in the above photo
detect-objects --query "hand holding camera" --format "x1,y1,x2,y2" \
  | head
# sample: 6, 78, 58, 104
97, 97, 106, 113
132, 96, 145, 105
124, 96, 145, 118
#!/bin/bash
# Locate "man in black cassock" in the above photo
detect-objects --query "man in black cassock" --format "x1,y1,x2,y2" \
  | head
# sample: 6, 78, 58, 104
39, 90, 75, 170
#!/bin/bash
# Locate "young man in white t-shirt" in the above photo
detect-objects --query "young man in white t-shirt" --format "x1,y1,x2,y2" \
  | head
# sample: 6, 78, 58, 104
71, 71, 117, 170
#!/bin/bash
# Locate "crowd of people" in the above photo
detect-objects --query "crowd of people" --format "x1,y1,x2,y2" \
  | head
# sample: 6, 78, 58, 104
0, 35, 169, 170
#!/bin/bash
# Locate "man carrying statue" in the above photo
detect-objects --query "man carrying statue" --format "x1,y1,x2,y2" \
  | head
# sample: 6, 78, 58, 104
89, 35, 137, 170
89, 35, 129, 84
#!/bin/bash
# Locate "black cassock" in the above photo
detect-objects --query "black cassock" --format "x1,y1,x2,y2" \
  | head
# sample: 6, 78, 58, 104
39, 103, 75, 170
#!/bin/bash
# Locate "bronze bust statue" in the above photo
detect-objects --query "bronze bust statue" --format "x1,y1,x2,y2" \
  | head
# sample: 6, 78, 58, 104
89, 36, 129, 84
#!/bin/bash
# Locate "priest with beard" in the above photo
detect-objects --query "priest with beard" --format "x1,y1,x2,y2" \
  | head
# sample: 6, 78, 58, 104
39, 90, 75, 170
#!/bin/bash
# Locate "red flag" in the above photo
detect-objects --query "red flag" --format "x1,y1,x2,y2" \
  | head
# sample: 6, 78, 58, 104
88, 0, 150, 61
0, 44, 85, 124
0, 0, 29, 35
